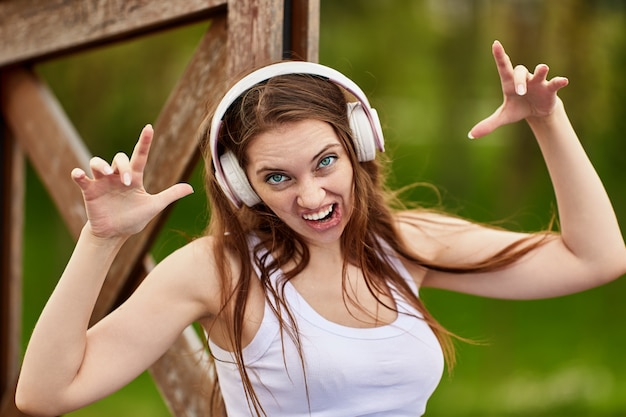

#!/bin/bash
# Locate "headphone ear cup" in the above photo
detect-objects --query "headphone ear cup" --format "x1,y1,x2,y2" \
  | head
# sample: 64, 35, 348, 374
346, 102, 377, 161
219, 151, 261, 207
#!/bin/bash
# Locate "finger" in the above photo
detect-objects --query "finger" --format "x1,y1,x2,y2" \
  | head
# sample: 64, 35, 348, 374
492, 40, 515, 88
111, 152, 132, 186
529, 63, 568, 93
513, 65, 529, 96
130, 124, 154, 173
154, 183, 194, 211
531, 64, 550, 83
89, 157, 114, 179
547, 76, 569, 93
71, 167, 91, 190
467, 105, 504, 139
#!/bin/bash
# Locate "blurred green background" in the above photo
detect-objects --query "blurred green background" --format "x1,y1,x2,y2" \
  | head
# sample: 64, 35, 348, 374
21, 0, 626, 416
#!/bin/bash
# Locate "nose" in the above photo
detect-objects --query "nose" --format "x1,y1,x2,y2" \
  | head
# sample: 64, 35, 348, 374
296, 177, 326, 209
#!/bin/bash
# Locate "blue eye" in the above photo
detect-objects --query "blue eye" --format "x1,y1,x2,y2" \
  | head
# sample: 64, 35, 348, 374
266, 173, 288, 185
318, 155, 337, 168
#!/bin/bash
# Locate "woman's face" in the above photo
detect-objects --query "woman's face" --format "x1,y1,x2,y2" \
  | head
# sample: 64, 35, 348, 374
245, 119, 354, 248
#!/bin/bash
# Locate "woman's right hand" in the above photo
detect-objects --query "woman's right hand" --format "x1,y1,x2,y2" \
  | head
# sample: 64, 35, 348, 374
71, 124, 194, 239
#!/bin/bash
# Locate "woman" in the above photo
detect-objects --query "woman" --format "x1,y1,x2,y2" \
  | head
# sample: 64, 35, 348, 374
16, 41, 626, 416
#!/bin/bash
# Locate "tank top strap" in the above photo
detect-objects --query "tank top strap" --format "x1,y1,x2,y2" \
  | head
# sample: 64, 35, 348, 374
246, 234, 284, 309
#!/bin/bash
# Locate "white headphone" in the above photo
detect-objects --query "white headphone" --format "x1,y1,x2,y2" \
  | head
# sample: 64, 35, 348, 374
209, 61, 385, 208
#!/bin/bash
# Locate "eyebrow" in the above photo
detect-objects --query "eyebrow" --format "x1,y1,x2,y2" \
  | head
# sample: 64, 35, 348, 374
254, 143, 342, 176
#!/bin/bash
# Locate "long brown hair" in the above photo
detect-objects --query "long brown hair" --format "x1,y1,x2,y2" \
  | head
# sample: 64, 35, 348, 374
198, 71, 551, 416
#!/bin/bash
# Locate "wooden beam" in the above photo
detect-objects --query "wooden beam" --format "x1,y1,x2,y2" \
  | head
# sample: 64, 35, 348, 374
150, 326, 214, 416
0, 381, 29, 417
0, 0, 227, 67
91, 15, 229, 322
0, 68, 90, 240
287, 0, 320, 62
227, 0, 285, 76
0, 124, 27, 417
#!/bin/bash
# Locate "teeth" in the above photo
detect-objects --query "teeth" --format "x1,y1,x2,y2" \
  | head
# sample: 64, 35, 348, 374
303, 205, 333, 221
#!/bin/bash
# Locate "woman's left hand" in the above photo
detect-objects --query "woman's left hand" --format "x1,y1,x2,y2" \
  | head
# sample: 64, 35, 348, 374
468, 40, 569, 139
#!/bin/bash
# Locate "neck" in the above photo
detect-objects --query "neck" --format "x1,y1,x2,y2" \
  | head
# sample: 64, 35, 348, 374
308, 238, 343, 262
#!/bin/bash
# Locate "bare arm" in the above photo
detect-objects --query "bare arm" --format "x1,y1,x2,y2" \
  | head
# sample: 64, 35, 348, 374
15, 126, 210, 416
419, 41, 626, 298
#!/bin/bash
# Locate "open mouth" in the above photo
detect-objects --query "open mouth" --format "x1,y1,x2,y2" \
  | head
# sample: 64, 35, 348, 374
302, 204, 335, 222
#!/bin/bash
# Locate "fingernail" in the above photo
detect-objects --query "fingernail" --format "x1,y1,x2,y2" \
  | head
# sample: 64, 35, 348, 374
123, 173, 131, 186
516, 84, 526, 95
103, 166, 114, 175
467, 131, 475, 140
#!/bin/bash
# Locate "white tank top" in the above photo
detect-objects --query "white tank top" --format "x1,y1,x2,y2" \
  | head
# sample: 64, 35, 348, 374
209, 243, 444, 416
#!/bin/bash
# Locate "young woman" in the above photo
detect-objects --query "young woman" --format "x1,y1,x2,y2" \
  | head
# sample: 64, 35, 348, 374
16, 41, 626, 416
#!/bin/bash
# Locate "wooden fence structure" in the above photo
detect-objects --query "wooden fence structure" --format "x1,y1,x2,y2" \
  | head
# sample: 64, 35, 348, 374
0, 1, 319, 415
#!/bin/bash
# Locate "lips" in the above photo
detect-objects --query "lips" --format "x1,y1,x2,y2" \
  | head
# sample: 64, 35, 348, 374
302, 204, 335, 221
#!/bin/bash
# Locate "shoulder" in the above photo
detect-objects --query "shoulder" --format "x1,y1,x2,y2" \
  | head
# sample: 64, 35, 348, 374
159, 235, 218, 274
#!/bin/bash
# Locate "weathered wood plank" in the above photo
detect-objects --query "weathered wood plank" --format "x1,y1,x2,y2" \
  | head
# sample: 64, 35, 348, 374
0, 0, 227, 67
288, 0, 320, 62
90, 15, 229, 322
0, 380, 29, 417
0, 128, 27, 417
150, 326, 214, 417
0, 68, 90, 239
227, 0, 285, 76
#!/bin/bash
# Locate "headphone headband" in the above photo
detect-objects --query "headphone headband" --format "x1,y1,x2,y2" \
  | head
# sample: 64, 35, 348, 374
209, 61, 385, 208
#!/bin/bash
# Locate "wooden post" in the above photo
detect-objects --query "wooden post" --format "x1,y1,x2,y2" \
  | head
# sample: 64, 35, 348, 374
284, 0, 320, 61
0, 123, 27, 417
227, 0, 285, 75
0, 68, 91, 237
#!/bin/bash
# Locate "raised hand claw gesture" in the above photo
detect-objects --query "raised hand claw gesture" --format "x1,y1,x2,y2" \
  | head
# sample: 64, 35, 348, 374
71, 124, 194, 239
468, 40, 570, 139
